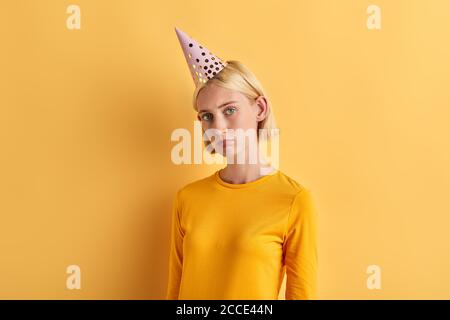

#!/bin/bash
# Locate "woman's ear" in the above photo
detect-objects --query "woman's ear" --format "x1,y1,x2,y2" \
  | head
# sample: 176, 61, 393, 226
254, 96, 269, 121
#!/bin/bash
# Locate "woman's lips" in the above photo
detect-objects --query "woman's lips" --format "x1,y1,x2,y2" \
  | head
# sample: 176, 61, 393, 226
221, 139, 234, 148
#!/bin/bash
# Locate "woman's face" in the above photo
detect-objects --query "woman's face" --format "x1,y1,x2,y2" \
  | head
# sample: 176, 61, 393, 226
196, 83, 268, 159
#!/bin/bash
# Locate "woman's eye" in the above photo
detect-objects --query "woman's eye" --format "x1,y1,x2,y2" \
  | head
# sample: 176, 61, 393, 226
224, 107, 236, 115
201, 113, 212, 121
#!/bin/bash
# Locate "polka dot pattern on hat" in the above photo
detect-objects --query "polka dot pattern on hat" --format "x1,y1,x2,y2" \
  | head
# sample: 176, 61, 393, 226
175, 27, 228, 87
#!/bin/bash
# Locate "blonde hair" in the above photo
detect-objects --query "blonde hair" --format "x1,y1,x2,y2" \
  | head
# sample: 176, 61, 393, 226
192, 60, 279, 155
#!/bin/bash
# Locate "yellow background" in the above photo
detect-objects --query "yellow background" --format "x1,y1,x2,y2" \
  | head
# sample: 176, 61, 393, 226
1, 0, 449, 299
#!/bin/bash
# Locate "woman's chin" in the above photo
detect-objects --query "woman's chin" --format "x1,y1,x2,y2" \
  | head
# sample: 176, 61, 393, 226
214, 146, 235, 157
212, 141, 249, 160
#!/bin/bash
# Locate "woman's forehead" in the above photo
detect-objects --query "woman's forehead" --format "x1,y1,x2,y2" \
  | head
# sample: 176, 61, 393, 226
197, 85, 243, 110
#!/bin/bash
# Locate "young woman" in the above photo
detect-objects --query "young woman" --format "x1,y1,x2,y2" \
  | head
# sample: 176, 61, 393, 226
166, 28, 318, 300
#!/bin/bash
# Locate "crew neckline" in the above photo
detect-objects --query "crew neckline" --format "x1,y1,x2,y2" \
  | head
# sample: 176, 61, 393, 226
214, 168, 280, 189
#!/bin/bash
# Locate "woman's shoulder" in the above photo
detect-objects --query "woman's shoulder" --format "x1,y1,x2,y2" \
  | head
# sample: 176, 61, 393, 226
172, 169, 312, 202
276, 170, 311, 195
276, 171, 317, 218
173, 172, 216, 200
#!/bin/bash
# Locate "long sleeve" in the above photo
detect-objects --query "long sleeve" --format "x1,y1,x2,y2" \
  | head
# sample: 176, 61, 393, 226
166, 191, 184, 299
283, 188, 318, 300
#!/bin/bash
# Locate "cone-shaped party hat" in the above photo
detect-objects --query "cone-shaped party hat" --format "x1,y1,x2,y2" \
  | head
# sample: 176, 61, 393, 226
175, 27, 228, 87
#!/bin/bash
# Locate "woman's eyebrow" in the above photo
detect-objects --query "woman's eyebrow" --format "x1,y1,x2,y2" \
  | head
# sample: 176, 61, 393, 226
198, 100, 238, 114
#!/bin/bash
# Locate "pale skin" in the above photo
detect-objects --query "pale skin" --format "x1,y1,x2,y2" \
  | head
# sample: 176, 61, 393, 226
196, 83, 276, 184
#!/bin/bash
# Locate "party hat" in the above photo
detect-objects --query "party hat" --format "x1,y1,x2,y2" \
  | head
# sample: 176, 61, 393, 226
175, 27, 228, 87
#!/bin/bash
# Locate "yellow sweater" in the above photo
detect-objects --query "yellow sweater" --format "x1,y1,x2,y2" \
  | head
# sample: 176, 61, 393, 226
166, 169, 318, 300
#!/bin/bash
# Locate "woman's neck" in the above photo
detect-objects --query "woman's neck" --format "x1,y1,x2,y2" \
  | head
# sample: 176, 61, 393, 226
219, 160, 276, 184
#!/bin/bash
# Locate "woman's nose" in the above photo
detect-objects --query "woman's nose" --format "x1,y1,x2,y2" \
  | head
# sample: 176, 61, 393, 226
211, 121, 228, 136
212, 127, 227, 138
